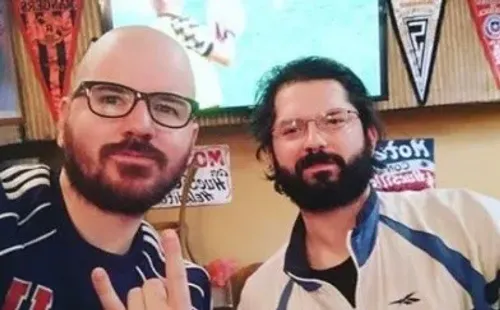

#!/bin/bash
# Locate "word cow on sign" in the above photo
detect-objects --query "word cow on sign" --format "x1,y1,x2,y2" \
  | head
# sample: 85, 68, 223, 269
159, 145, 232, 208
371, 138, 435, 192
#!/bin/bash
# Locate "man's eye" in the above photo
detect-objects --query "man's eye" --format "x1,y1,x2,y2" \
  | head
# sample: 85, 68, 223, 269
98, 95, 122, 105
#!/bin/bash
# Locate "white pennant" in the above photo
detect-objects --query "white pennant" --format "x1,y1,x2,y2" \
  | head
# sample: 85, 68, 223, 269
388, 0, 447, 105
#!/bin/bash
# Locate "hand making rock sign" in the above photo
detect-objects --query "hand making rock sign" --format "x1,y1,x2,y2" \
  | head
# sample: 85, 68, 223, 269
91, 230, 191, 310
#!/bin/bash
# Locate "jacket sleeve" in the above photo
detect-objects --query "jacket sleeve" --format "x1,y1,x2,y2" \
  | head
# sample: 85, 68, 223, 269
236, 283, 250, 310
159, 13, 214, 57
236, 274, 261, 310
0, 174, 19, 259
186, 263, 212, 310
468, 191, 500, 306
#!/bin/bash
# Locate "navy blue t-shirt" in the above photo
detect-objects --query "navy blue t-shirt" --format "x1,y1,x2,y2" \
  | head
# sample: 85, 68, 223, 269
0, 164, 211, 309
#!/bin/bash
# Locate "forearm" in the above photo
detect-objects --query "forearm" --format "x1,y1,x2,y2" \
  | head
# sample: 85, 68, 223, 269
206, 37, 236, 66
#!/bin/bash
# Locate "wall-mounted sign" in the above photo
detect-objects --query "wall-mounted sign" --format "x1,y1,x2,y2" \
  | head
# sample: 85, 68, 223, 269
159, 144, 232, 208
468, 0, 500, 89
388, 0, 447, 105
13, 0, 84, 121
372, 138, 435, 192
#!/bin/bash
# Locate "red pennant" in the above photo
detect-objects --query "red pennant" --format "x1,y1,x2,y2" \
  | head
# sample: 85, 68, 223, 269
13, 0, 84, 121
468, 0, 500, 89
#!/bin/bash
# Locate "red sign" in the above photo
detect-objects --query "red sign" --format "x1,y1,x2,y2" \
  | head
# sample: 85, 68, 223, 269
468, 0, 500, 88
13, 0, 83, 121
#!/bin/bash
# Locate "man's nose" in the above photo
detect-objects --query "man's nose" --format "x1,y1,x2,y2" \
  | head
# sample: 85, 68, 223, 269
123, 100, 155, 138
303, 121, 327, 152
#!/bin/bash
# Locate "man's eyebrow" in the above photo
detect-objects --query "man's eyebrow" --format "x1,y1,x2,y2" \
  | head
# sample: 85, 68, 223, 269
92, 84, 128, 93
275, 118, 299, 127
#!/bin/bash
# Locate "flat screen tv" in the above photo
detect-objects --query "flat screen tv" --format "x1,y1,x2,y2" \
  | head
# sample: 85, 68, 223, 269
99, 0, 388, 115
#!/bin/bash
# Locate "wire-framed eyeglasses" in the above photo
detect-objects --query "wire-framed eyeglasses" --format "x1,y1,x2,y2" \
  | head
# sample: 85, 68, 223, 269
273, 109, 359, 140
71, 81, 199, 129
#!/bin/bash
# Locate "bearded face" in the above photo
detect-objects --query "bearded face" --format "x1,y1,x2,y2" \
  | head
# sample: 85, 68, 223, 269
61, 119, 191, 216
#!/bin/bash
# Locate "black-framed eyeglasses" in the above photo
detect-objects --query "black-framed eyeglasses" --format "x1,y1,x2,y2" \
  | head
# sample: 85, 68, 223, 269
273, 109, 359, 140
71, 81, 199, 129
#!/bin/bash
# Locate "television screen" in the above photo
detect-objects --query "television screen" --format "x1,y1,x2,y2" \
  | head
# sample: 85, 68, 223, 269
100, 0, 387, 112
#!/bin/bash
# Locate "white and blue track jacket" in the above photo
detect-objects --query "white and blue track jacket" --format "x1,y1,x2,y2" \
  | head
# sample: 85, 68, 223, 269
238, 188, 500, 310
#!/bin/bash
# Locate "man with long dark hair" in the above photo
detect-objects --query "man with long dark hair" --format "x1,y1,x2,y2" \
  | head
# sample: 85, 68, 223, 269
239, 56, 500, 309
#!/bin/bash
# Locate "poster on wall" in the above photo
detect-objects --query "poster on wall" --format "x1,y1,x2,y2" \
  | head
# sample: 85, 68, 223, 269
371, 138, 435, 192
0, 0, 21, 120
388, 0, 447, 106
158, 144, 232, 208
467, 0, 500, 89
12, 0, 84, 121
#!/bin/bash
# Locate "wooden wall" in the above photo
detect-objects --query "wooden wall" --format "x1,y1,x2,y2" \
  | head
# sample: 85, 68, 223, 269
10, 0, 102, 140
2, 0, 500, 266
379, 0, 500, 110
146, 103, 500, 265
5, 0, 500, 138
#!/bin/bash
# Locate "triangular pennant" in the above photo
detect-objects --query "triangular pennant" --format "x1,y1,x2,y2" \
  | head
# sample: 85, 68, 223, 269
13, 0, 84, 121
388, 0, 447, 105
467, 0, 500, 89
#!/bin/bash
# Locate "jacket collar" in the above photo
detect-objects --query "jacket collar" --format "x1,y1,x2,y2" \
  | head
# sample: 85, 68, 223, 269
283, 189, 380, 292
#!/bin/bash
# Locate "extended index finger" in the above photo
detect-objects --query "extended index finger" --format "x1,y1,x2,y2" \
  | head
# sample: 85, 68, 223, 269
162, 230, 191, 309
91, 267, 126, 310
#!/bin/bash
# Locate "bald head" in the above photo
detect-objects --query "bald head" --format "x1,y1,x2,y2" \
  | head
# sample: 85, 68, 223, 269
73, 26, 194, 97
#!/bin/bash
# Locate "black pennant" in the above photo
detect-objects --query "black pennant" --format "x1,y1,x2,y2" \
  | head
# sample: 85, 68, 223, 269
387, 0, 447, 106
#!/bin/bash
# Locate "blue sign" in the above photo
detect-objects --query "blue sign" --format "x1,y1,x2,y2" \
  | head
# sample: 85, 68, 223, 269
372, 138, 435, 192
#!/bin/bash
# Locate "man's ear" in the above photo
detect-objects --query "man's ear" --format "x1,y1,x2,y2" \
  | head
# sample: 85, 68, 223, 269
56, 97, 70, 148
186, 122, 199, 166
367, 126, 379, 154
190, 122, 199, 149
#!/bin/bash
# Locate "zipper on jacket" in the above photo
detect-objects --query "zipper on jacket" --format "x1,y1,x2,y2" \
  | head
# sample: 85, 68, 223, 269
346, 229, 360, 309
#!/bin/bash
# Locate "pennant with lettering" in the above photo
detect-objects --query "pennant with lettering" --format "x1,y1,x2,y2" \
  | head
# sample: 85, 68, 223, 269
388, 0, 447, 106
467, 0, 500, 89
13, 0, 84, 121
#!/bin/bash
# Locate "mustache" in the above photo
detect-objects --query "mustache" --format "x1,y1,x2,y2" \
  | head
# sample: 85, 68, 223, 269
100, 138, 167, 166
296, 151, 346, 174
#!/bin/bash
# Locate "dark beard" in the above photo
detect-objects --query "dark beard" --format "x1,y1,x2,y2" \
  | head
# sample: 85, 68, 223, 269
274, 140, 374, 212
63, 135, 188, 216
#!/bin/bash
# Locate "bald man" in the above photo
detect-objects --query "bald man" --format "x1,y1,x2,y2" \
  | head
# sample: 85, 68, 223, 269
0, 26, 211, 309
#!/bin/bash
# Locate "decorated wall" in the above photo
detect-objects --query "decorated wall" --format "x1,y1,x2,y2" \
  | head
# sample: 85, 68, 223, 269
1, 0, 500, 266
1, 0, 500, 139
146, 104, 500, 266
9, 0, 101, 139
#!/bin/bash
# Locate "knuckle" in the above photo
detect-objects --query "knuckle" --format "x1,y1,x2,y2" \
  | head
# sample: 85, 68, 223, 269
143, 278, 164, 291
128, 287, 142, 297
